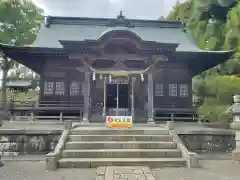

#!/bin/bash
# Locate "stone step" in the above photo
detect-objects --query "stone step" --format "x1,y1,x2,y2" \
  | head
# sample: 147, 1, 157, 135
61, 149, 182, 158
70, 129, 169, 135
58, 158, 187, 168
65, 141, 177, 149
68, 134, 173, 142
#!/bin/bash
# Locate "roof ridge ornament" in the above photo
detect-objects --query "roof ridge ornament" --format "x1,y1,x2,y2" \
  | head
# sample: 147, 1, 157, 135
107, 10, 135, 28
44, 16, 52, 28
181, 20, 187, 33
117, 10, 125, 20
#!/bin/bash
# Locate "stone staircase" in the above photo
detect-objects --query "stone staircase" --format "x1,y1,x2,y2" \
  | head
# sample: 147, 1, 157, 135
57, 126, 187, 168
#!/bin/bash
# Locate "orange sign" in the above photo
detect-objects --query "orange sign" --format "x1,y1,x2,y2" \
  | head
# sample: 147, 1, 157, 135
106, 116, 133, 128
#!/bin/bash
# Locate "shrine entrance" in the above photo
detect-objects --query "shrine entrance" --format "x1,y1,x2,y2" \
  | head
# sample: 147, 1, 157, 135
106, 76, 130, 116
106, 84, 129, 109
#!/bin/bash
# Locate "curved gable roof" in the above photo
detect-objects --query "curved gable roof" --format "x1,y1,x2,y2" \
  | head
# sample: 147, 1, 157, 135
32, 16, 202, 52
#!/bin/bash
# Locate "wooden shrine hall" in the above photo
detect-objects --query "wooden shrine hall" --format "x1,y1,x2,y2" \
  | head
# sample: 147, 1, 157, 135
0, 12, 234, 123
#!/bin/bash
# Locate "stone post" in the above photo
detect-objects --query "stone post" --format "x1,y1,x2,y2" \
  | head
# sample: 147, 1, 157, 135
64, 120, 72, 130
230, 95, 240, 161
147, 73, 155, 124
45, 153, 57, 171
0, 158, 3, 167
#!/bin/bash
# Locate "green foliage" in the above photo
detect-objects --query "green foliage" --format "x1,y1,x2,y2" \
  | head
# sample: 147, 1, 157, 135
0, 0, 43, 106
196, 75, 240, 122
168, 0, 240, 122
0, 89, 38, 102
0, 0, 43, 45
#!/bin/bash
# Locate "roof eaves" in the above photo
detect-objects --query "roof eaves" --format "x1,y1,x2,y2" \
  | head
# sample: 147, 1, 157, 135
0, 43, 66, 55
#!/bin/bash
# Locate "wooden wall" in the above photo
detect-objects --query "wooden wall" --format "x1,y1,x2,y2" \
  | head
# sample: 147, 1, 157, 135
154, 61, 192, 108
39, 58, 85, 106
39, 58, 192, 110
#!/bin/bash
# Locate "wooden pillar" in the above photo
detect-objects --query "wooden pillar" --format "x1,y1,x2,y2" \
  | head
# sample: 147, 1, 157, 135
60, 112, 63, 123
83, 72, 90, 124
147, 73, 155, 124
116, 83, 119, 116
131, 77, 135, 117
102, 76, 107, 118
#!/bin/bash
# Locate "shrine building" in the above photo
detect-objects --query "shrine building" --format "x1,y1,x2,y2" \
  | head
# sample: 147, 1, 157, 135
0, 13, 234, 123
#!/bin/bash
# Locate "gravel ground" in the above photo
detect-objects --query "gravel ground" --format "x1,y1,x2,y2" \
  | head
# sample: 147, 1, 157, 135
0, 160, 240, 180
0, 161, 96, 180
153, 160, 240, 180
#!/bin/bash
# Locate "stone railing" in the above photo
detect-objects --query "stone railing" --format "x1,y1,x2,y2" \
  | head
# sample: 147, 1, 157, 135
45, 120, 74, 171
0, 131, 61, 155
167, 122, 199, 168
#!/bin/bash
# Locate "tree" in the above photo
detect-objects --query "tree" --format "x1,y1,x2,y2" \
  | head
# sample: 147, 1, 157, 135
8, 65, 40, 89
167, 0, 240, 121
0, 0, 43, 107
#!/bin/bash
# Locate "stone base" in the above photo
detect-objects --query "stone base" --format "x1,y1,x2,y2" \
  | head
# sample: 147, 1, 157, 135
46, 153, 58, 171
166, 121, 175, 130
64, 120, 72, 130
230, 122, 240, 130
233, 149, 240, 161
0, 160, 4, 167
147, 118, 155, 124
81, 118, 89, 124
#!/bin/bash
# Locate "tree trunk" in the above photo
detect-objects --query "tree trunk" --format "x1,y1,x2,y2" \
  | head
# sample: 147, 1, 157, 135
1, 54, 8, 109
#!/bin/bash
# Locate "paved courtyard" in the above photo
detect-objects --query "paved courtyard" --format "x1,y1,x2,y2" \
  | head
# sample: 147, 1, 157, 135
0, 161, 96, 180
152, 160, 240, 180
0, 159, 240, 180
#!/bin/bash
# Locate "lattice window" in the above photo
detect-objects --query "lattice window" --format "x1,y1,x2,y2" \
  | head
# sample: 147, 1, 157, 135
169, 84, 177, 97
70, 82, 82, 96
179, 84, 188, 97
55, 82, 65, 96
155, 84, 164, 96
44, 81, 54, 95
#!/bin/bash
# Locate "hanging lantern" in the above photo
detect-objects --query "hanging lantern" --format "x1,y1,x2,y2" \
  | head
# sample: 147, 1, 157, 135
92, 72, 96, 81
140, 73, 144, 81
109, 75, 112, 83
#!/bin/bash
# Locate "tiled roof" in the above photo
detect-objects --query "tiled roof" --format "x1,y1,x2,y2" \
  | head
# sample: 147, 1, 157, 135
7, 80, 32, 88
32, 16, 203, 52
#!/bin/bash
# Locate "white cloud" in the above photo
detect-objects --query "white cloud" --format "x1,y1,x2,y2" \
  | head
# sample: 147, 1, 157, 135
32, 0, 180, 19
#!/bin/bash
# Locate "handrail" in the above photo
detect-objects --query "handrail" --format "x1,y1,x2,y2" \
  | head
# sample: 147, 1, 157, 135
46, 121, 73, 171
168, 128, 200, 168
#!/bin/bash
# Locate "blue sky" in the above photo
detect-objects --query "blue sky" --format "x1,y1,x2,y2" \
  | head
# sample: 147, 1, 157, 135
32, 0, 183, 19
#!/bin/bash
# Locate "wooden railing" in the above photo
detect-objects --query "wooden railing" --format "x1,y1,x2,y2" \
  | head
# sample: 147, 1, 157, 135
0, 99, 198, 122
155, 102, 196, 109
9, 108, 85, 122
5, 101, 84, 122
8, 101, 84, 109
155, 116, 198, 122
